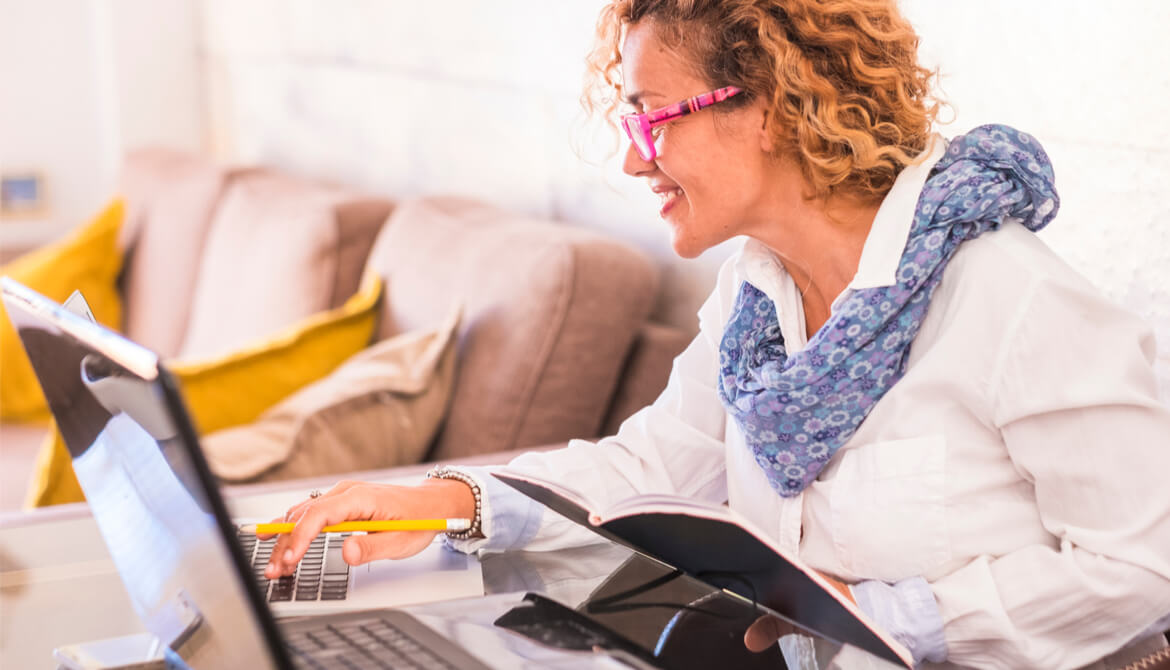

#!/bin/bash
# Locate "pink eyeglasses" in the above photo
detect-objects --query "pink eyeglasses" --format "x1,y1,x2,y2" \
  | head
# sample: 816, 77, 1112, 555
620, 85, 742, 161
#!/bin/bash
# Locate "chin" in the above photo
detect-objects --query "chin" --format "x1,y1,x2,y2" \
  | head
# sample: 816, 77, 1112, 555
669, 234, 706, 259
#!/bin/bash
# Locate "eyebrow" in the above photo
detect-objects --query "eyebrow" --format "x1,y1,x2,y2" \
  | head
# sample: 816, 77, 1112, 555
622, 89, 660, 106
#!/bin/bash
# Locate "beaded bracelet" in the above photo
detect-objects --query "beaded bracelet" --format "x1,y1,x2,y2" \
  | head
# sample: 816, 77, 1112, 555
425, 465, 483, 540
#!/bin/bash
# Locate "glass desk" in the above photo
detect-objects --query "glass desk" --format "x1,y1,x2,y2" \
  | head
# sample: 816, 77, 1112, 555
0, 474, 899, 669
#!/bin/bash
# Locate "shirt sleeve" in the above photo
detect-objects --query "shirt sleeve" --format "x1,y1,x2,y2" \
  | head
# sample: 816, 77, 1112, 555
446, 280, 736, 555
851, 577, 948, 666
927, 275, 1170, 668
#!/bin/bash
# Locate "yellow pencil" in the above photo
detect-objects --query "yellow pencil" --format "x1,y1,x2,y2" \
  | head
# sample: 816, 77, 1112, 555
239, 519, 471, 534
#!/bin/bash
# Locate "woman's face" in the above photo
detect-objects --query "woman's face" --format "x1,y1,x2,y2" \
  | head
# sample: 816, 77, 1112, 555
620, 21, 779, 258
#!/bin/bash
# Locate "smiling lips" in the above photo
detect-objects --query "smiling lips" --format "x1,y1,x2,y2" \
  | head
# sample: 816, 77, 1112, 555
652, 184, 684, 217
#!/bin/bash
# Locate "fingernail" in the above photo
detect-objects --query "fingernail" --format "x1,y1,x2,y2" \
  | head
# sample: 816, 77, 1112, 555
283, 549, 294, 563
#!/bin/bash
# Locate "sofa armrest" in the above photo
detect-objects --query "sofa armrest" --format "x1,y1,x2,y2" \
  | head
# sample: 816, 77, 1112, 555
599, 322, 693, 437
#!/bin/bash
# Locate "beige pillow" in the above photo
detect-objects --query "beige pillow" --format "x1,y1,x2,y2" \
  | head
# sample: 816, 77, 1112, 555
117, 149, 251, 357
202, 305, 461, 483
178, 171, 391, 360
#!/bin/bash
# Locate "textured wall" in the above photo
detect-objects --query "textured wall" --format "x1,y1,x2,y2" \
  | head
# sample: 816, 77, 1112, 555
902, 0, 1170, 399
200, 0, 1170, 397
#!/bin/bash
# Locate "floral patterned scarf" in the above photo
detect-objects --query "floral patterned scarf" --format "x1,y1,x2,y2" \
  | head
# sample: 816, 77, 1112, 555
717, 124, 1059, 497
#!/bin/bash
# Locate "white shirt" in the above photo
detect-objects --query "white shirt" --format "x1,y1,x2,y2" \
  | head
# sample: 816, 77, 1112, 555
456, 138, 1170, 669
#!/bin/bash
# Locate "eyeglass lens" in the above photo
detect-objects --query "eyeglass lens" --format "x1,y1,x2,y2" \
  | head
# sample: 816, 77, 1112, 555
624, 117, 654, 160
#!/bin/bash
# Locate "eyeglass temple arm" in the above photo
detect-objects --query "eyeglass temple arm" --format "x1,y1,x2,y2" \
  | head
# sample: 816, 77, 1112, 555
645, 86, 742, 127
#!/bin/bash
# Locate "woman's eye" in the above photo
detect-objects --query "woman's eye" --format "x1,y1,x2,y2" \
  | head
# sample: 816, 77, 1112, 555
619, 102, 645, 116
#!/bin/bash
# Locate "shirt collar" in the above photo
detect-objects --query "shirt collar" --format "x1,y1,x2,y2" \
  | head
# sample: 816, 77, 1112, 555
736, 238, 790, 307
849, 134, 947, 289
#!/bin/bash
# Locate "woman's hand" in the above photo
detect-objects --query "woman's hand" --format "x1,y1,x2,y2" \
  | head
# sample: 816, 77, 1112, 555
744, 616, 801, 652
743, 572, 855, 652
262, 477, 476, 579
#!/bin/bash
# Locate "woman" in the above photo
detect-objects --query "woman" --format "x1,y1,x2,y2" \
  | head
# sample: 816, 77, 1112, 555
266, 1, 1170, 666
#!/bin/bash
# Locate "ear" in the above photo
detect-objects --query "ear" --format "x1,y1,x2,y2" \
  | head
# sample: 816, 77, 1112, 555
758, 111, 775, 153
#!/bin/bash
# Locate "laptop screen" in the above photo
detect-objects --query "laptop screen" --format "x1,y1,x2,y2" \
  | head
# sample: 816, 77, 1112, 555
2, 279, 291, 668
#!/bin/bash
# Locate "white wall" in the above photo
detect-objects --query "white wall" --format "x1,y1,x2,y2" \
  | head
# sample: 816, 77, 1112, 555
0, 0, 119, 230
0, 0, 204, 242
199, 0, 1170, 393
104, 0, 206, 160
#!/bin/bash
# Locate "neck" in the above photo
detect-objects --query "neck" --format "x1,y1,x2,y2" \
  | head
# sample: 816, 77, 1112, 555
750, 189, 880, 336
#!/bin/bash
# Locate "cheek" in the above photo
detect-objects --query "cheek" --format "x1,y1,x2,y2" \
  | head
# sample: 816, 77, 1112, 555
670, 163, 737, 218
659, 124, 761, 216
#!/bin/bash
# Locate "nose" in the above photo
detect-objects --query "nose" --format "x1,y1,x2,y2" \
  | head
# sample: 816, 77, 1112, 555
622, 141, 655, 177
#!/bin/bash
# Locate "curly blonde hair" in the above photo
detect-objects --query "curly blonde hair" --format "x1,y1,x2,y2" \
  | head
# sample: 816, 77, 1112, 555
583, 0, 941, 201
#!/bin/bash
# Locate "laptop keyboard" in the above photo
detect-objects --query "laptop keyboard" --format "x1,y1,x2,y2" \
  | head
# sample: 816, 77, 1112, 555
238, 528, 352, 602
284, 615, 458, 669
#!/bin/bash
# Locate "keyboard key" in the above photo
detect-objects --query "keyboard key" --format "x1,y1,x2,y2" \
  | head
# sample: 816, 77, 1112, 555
324, 548, 348, 576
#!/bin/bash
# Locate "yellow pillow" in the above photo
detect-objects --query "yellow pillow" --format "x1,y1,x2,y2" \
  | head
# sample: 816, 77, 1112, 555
0, 199, 125, 421
25, 273, 383, 507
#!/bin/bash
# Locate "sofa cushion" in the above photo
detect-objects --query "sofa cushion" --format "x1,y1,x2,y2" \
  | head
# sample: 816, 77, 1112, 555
202, 304, 460, 483
0, 199, 124, 421
25, 275, 383, 507
366, 196, 659, 460
178, 170, 391, 360
118, 148, 243, 356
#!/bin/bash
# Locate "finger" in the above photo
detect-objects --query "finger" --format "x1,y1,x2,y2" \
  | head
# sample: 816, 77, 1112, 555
282, 494, 366, 566
264, 482, 375, 571
275, 480, 364, 530
263, 504, 316, 573
265, 509, 327, 578
265, 488, 376, 577
265, 533, 293, 578
744, 615, 799, 652
266, 522, 307, 578
341, 531, 438, 566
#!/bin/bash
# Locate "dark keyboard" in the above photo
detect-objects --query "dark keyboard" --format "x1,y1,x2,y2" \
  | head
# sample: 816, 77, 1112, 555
284, 615, 459, 669
238, 528, 351, 602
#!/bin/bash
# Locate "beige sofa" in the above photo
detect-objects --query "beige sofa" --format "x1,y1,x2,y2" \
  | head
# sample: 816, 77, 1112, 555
0, 148, 690, 509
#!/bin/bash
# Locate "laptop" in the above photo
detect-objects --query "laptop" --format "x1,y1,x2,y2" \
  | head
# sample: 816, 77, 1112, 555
1, 277, 499, 668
